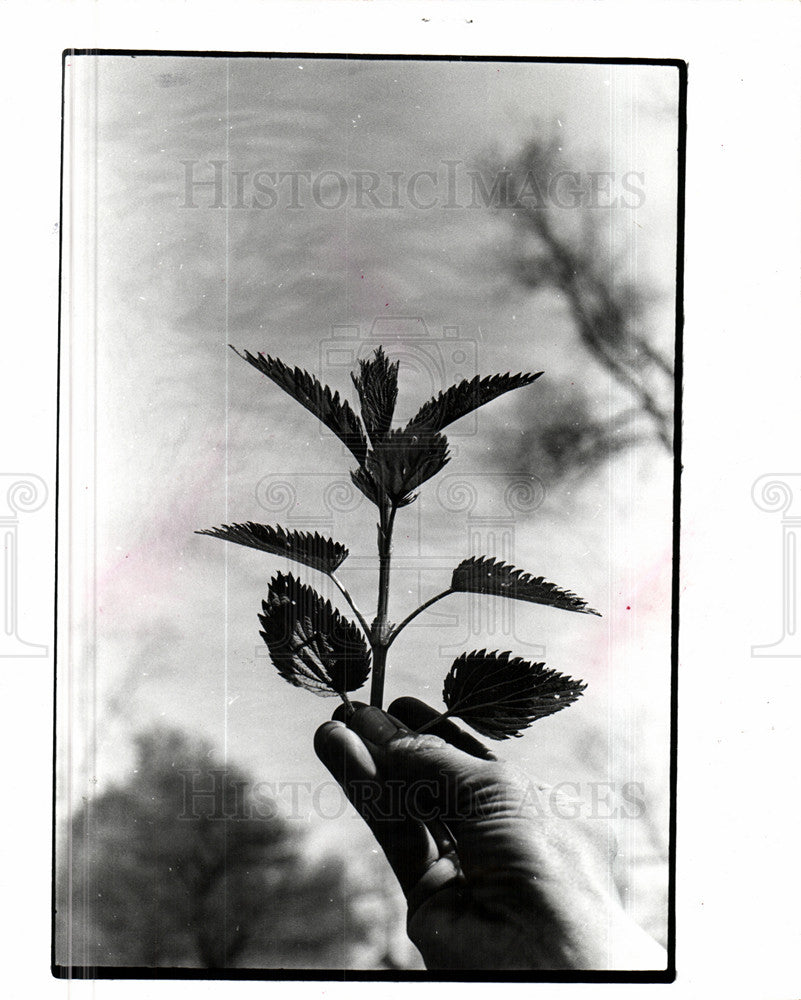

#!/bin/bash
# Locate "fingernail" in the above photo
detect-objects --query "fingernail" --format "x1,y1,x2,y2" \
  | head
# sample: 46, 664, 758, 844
352, 705, 403, 746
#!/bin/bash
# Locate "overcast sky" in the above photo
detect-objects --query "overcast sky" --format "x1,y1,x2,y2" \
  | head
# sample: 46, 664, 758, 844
60, 57, 679, 928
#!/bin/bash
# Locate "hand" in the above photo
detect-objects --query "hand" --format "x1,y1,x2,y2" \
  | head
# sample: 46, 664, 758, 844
314, 697, 667, 971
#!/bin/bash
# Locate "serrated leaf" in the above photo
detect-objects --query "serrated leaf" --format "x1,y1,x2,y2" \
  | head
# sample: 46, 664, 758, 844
232, 348, 368, 464
451, 556, 600, 616
351, 427, 450, 508
196, 522, 348, 574
408, 371, 543, 433
258, 572, 370, 697
350, 465, 384, 508
442, 649, 586, 739
351, 346, 399, 445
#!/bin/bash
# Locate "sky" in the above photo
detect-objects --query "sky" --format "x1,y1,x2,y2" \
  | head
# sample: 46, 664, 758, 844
59, 53, 679, 941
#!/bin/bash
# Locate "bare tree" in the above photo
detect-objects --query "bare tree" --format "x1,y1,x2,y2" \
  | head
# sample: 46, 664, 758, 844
483, 134, 674, 478
58, 726, 299, 968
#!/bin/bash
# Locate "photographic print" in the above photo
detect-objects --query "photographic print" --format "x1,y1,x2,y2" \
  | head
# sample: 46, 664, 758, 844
55, 51, 682, 980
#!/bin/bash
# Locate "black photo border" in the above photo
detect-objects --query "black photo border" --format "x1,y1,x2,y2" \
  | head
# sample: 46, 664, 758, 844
52, 47, 686, 985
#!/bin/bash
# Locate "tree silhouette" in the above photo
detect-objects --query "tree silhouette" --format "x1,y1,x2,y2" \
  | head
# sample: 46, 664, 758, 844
482, 133, 674, 479
56, 724, 425, 970
58, 726, 303, 968
57, 724, 417, 970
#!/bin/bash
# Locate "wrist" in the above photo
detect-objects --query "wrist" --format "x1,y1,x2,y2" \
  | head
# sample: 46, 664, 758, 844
522, 883, 667, 970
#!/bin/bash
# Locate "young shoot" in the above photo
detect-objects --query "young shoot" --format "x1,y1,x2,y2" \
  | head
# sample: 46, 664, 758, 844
198, 345, 599, 740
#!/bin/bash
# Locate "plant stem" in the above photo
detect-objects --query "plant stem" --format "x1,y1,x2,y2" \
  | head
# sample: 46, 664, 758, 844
413, 710, 451, 735
370, 645, 388, 709
329, 572, 370, 637
369, 499, 396, 708
386, 588, 454, 648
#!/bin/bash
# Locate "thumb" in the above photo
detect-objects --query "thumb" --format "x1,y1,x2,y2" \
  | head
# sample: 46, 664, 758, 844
347, 706, 499, 829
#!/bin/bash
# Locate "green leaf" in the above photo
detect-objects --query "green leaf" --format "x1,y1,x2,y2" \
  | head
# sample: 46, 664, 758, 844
408, 371, 543, 433
196, 522, 349, 574
451, 556, 600, 616
258, 572, 370, 697
232, 347, 368, 464
351, 427, 450, 508
351, 346, 399, 445
442, 649, 586, 739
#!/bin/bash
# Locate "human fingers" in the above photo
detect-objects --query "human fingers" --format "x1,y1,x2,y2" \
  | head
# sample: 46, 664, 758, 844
332, 703, 458, 857
345, 706, 501, 839
347, 705, 496, 781
332, 700, 411, 732
332, 701, 364, 724
313, 720, 439, 895
387, 696, 498, 761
